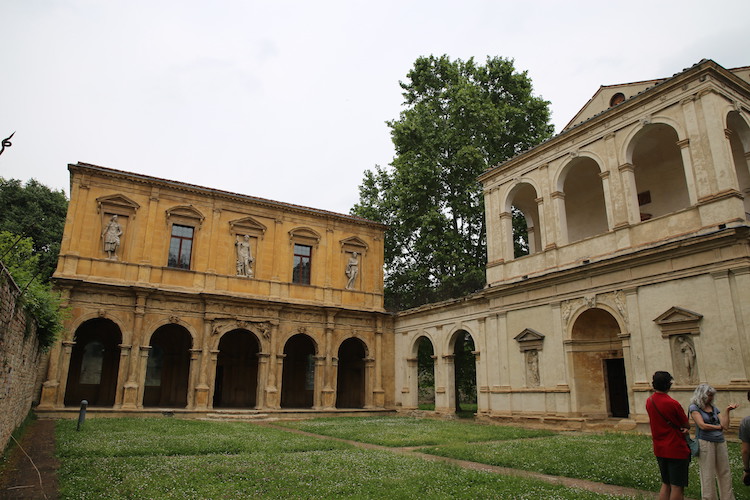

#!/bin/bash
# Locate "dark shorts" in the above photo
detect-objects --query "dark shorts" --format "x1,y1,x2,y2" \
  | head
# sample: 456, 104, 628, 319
656, 456, 690, 487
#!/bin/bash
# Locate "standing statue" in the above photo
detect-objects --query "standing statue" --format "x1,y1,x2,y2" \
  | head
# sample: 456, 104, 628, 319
526, 350, 540, 387
345, 251, 359, 289
677, 335, 696, 381
235, 235, 254, 277
102, 215, 123, 259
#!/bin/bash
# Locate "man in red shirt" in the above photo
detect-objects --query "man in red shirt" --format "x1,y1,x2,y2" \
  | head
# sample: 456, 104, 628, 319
646, 371, 691, 500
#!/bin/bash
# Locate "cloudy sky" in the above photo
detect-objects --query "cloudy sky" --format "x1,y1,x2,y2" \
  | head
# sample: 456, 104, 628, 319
1, 0, 748, 214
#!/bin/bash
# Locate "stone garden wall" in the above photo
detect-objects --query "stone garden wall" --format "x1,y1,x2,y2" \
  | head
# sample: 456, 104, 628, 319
0, 262, 45, 452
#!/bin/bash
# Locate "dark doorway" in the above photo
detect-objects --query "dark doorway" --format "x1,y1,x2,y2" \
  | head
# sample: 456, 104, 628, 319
213, 329, 260, 408
143, 325, 192, 408
64, 319, 122, 407
605, 358, 629, 418
336, 338, 366, 408
281, 334, 316, 408
416, 336, 435, 408
453, 331, 477, 412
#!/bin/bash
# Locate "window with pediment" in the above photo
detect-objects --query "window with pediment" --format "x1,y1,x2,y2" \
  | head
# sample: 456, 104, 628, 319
289, 227, 320, 285
165, 206, 204, 270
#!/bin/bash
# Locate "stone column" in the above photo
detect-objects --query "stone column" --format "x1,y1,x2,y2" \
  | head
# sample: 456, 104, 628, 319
322, 311, 336, 409
702, 91, 740, 193
681, 96, 712, 201
551, 191, 568, 245
617, 163, 640, 225
269, 354, 285, 409
437, 354, 455, 414
113, 344, 132, 409
598, 170, 613, 230
192, 321, 213, 410
405, 357, 418, 409
313, 355, 326, 409
186, 348, 201, 409
364, 357, 375, 408
206, 349, 220, 409
53, 341, 76, 407
373, 319, 385, 407
38, 341, 64, 409
264, 321, 281, 409
122, 293, 147, 409
136, 346, 151, 409
499, 211, 513, 263
256, 352, 270, 409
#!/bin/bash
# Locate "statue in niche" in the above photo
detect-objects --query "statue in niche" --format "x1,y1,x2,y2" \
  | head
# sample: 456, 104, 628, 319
525, 349, 540, 387
102, 215, 123, 259
345, 251, 359, 289
676, 335, 697, 383
235, 235, 254, 277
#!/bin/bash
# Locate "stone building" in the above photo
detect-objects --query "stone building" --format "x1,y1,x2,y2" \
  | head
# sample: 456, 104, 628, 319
38, 163, 392, 415
394, 59, 750, 429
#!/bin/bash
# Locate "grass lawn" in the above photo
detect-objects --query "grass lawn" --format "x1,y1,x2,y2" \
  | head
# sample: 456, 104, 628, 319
276, 416, 554, 447
56, 417, 629, 499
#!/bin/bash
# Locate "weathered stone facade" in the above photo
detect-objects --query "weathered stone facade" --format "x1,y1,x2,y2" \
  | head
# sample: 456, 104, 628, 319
1, 263, 45, 451
394, 60, 750, 430
39, 163, 392, 414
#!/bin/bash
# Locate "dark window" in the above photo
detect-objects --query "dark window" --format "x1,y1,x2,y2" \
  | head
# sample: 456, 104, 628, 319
168, 224, 194, 269
292, 244, 311, 284
609, 92, 625, 107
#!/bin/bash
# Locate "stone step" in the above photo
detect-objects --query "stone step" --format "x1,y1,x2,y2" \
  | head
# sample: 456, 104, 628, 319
203, 412, 274, 421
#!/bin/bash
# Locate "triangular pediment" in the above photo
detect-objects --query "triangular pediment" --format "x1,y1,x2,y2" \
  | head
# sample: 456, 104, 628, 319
229, 216, 267, 238
340, 236, 368, 253
289, 227, 321, 246
166, 205, 205, 221
563, 79, 665, 132
97, 194, 140, 215
653, 306, 703, 326
514, 328, 545, 343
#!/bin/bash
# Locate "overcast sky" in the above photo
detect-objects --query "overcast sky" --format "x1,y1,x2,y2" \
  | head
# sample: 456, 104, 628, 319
1, 1, 748, 215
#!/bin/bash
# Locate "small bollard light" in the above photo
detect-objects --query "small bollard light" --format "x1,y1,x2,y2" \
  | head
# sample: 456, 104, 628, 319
77, 400, 88, 431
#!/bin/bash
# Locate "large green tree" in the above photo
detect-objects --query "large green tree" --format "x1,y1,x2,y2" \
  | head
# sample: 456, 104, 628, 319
352, 55, 553, 310
0, 178, 68, 281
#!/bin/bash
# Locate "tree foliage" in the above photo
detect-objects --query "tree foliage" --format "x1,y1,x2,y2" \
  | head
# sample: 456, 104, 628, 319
1, 231, 66, 349
352, 55, 553, 310
0, 177, 68, 281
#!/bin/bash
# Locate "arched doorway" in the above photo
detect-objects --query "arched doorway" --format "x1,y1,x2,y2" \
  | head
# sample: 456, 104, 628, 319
570, 308, 629, 418
452, 330, 477, 413
727, 111, 750, 216
143, 324, 192, 408
213, 329, 260, 408
630, 123, 690, 219
416, 336, 435, 409
64, 318, 122, 407
508, 182, 541, 258
336, 338, 367, 408
562, 157, 608, 242
281, 334, 316, 408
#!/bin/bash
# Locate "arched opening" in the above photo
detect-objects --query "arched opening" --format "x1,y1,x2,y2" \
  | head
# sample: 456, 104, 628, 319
213, 329, 260, 408
727, 111, 750, 217
630, 123, 690, 220
64, 318, 122, 407
336, 338, 367, 408
508, 183, 541, 258
143, 324, 192, 408
563, 157, 608, 242
452, 330, 477, 413
570, 308, 629, 418
417, 336, 435, 409
281, 334, 316, 408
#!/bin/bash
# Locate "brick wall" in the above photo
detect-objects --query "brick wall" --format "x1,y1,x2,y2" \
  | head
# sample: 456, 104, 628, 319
0, 262, 45, 452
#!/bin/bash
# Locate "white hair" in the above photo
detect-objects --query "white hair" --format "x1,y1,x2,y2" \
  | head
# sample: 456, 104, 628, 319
690, 383, 716, 408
